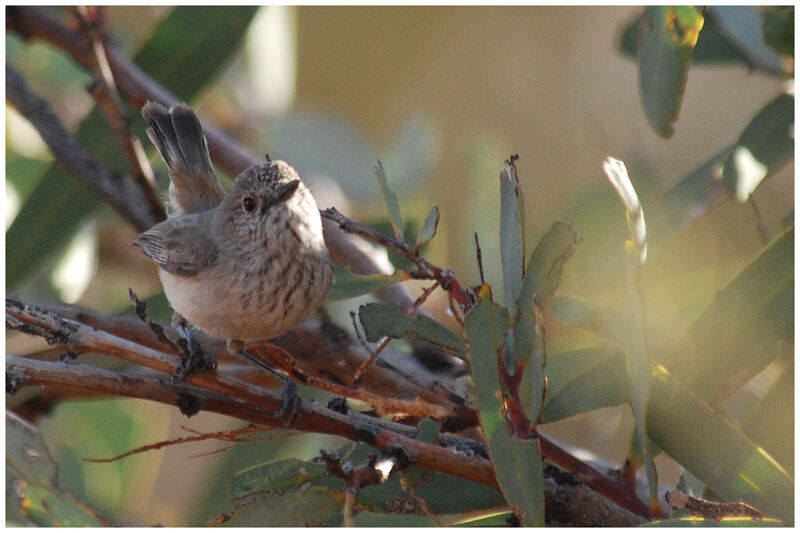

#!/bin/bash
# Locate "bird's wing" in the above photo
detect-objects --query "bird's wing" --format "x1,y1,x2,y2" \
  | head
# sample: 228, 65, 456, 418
134, 214, 218, 276
141, 101, 226, 214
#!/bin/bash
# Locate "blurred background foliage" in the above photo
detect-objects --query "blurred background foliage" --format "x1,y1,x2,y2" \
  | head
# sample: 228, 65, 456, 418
6, 6, 793, 526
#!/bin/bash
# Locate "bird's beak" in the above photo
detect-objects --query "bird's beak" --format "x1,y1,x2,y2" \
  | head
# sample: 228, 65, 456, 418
279, 179, 301, 202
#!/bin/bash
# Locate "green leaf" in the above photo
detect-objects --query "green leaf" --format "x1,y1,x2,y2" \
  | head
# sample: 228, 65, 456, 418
721, 92, 794, 202
550, 296, 629, 348
741, 361, 793, 473
414, 205, 440, 250
642, 517, 784, 527
638, 6, 704, 137
6, 6, 259, 287
373, 160, 405, 241
325, 264, 410, 302
651, 147, 731, 243
620, 10, 750, 65
499, 157, 526, 316
211, 487, 344, 527
415, 417, 439, 444
648, 364, 794, 524
671, 227, 793, 406
6, 411, 109, 526
623, 242, 657, 506
358, 302, 466, 356
513, 222, 579, 419
710, 6, 784, 76
228, 458, 328, 500
541, 344, 628, 423
465, 285, 544, 526
228, 444, 503, 520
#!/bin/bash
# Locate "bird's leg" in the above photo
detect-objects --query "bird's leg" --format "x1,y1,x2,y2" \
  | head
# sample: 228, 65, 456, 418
172, 314, 216, 381
227, 339, 302, 425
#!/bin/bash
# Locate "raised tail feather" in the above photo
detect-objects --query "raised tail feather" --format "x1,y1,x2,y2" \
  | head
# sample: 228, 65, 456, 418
141, 101, 225, 215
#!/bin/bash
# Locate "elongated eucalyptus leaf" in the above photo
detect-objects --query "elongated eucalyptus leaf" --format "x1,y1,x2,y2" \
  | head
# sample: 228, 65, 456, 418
7, 6, 259, 287
358, 302, 466, 356
649, 364, 794, 524
325, 265, 409, 302
642, 517, 784, 527
373, 160, 405, 241
651, 147, 731, 243
541, 344, 627, 423
414, 205, 440, 249
465, 285, 544, 526
710, 6, 785, 76
6, 412, 109, 526
672, 227, 793, 406
638, 6, 704, 137
550, 296, 629, 348
210, 487, 344, 527
740, 362, 793, 473
513, 222, 579, 420
721, 92, 794, 202
499, 157, 525, 316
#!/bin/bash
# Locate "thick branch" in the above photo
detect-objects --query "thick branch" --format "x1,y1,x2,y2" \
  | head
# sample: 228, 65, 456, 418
7, 355, 645, 526
7, 355, 497, 489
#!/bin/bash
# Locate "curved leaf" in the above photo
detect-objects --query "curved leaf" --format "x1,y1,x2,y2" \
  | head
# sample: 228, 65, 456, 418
414, 205, 440, 250
6, 411, 109, 526
358, 302, 466, 356
465, 285, 544, 526
325, 265, 409, 302
373, 160, 405, 241
514, 221, 579, 420
672, 227, 793, 406
721, 92, 794, 202
649, 364, 794, 524
541, 344, 627, 423
638, 6, 704, 137
710, 6, 784, 76
620, 10, 751, 65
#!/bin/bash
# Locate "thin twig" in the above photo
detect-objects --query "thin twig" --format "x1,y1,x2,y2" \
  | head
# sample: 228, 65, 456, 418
474, 232, 485, 285
74, 6, 164, 224
749, 196, 772, 244
322, 206, 471, 310
84, 424, 292, 463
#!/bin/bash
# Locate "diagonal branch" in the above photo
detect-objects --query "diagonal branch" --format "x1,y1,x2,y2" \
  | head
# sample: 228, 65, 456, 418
5, 64, 160, 231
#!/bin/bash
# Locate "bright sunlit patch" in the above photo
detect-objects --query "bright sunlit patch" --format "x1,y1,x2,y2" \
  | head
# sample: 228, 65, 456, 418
6, 106, 49, 158
246, 6, 296, 114
6, 182, 20, 230
374, 456, 395, 482
50, 220, 98, 303
731, 146, 767, 202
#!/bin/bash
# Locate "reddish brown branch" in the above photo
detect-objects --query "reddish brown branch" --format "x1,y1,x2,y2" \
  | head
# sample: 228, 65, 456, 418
7, 355, 498, 489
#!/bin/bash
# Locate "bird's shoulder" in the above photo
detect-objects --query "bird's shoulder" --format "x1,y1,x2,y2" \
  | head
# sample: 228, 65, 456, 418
134, 213, 218, 276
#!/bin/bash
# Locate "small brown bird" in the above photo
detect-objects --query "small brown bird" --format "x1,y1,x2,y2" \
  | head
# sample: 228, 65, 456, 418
134, 101, 333, 417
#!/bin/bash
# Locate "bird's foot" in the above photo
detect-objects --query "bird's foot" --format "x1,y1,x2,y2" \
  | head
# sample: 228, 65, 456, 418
173, 323, 217, 382
236, 348, 302, 426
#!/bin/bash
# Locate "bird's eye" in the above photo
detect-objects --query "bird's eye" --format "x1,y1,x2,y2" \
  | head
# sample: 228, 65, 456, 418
242, 197, 257, 213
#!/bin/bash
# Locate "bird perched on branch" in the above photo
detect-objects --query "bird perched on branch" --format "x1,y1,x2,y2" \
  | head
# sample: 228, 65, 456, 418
134, 101, 333, 419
